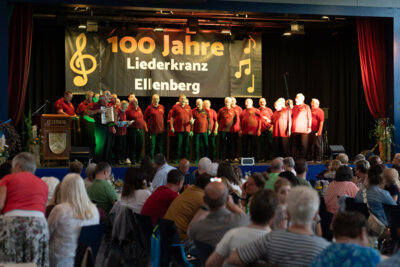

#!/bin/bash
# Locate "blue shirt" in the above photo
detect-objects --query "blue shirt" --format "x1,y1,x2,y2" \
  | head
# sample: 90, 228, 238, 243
152, 164, 176, 189
378, 251, 400, 267
311, 243, 381, 267
355, 185, 396, 226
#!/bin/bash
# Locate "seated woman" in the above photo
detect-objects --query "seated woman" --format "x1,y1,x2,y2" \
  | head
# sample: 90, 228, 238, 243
241, 172, 265, 212
355, 164, 397, 226
48, 173, 100, 267
119, 167, 151, 214
383, 168, 400, 204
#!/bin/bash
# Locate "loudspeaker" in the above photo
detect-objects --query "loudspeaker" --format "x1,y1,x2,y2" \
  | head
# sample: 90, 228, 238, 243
70, 146, 92, 163
241, 157, 255, 166
329, 145, 346, 159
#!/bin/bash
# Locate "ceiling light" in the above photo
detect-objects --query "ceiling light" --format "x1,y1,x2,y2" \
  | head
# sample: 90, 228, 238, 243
282, 31, 291, 37
321, 16, 329, 20
78, 24, 86, 29
221, 28, 232, 35
154, 26, 164, 32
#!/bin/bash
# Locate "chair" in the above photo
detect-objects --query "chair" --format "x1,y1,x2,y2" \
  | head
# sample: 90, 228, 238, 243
133, 213, 153, 254
383, 204, 400, 242
319, 197, 333, 240
193, 240, 214, 266
77, 223, 106, 260
345, 197, 369, 218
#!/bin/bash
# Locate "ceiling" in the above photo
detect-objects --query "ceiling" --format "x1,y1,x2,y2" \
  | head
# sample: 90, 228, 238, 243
32, 3, 353, 36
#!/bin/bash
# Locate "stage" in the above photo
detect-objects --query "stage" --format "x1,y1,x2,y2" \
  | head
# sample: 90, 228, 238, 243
35, 163, 327, 183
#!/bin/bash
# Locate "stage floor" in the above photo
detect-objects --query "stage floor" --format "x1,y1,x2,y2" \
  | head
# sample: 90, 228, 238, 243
35, 163, 327, 182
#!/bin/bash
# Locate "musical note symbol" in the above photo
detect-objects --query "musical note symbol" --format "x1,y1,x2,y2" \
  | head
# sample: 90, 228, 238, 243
244, 36, 256, 54
235, 59, 251, 79
247, 74, 255, 93
69, 33, 97, 87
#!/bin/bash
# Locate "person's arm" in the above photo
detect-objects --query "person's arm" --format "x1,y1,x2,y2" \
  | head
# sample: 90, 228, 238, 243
317, 121, 324, 136
228, 250, 246, 267
226, 195, 244, 214
206, 251, 227, 267
190, 204, 209, 224
0, 186, 6, 212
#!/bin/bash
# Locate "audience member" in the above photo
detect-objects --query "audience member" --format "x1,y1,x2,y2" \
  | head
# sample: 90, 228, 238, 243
324, 159, 341, 180
140, 156, 157, 185
87, 162, 118, 215
383, 168, 400, 204
228, 186, 330, 267
142, 169, 184, 225
217, 161, 242, 196
278, 171, 299, 187
179, 158, 195, 187
273, 178, 291, 229
164, 173, 211, 250
193, 157, 212, 178
295, 159, 311, 187
264, 157, 283, 189
69, 160, 83, 175
378, 250, 400, 266
48, 173, 99, 267
354, 154, 366, 163
368, 155, 383, 167
242, 172, 265, 211
355, 164, 396, 226
283, 157, 296, 176
336, 153, 349, 165
46, 183, 62, 218
392, 153, 400, 168
324, 165, 359, 214
311, 212, 380, 267
207, 162, 219, 177
0, 152, 49, 266
206, 189, 278, 267
84, 163, 97, 191
119, 167, 151, 214
41, 176, 60, 205
354, 159, 370, 189
188, 181, 250, 247
152, 153, 175, 189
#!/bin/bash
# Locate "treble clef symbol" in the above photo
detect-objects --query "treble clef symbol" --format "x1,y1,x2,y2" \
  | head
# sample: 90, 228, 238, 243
70, 33, 97, 87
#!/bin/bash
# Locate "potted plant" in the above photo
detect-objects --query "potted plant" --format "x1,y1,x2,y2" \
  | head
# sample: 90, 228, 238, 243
370, 118, 395, 162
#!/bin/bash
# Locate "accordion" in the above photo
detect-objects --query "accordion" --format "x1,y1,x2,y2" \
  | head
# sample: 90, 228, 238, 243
100, 106, 116, 124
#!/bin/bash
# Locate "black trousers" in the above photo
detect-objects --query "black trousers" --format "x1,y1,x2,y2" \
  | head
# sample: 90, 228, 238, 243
259, 130, 273, 161
114, 134, 127, 162
242, 134, 258, 159
219, 132, 234, 160
273, 137, 290, 157
291, 133, 309, 160
308, 133, 323, 161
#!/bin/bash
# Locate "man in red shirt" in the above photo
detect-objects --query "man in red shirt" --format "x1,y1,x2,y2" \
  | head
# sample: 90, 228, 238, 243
291, 93, 312, 159
126, 97, 147, 164
114, 100, 132, 165
144, 94, 165, 160
192, 99, 211, 163
259, 98, 274, 161
218, 97, 238, 161
203, 100, 218, 161
308, 98, 325, 163
141, 169, 184, 225
54, 90, 75, 116
75, 91, 94, 150
76, 91, 93, 115
170, 95, 193, 162
271, 98, 290, 157
240, 98, 261, 158
232, 97, 242, 161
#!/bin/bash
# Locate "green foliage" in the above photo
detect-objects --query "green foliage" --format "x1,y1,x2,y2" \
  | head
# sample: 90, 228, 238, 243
370, 118, 395, 145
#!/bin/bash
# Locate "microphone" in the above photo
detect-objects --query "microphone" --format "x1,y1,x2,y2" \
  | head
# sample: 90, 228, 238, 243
284, 72, 289, 76
45, 100, 50, 104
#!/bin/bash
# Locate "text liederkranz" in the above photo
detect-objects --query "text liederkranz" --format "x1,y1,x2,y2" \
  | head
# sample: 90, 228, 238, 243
127, 57, 208, 71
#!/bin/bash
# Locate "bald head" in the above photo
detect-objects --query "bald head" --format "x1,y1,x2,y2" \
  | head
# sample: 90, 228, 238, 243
204, 181, 229, 210
178, 158, 190, 174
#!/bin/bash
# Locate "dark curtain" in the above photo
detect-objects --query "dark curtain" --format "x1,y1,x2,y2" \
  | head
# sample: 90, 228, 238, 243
262, 25, 374, 157
8, 4, 33, 125
357, 18, 387, 119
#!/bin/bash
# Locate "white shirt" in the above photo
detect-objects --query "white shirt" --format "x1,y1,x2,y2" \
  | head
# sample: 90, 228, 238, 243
119, 189, 152, 214
48, 202, 99, 266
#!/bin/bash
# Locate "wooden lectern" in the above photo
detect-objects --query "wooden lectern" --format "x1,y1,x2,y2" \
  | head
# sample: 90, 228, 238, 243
41, 114, 73, 161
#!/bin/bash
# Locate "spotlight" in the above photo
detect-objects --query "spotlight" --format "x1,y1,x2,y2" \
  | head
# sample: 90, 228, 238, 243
154, 26, 164, 32
78, 24, 86, 29
282, 31, 291, 37
321, 16, 330, 20
221, 28, 232, 35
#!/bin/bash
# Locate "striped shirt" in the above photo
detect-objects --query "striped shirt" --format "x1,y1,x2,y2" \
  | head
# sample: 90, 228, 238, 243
237, 229, 330, 267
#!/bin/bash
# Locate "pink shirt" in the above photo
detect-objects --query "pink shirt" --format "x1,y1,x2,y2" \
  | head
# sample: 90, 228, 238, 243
324, 180, 359, 214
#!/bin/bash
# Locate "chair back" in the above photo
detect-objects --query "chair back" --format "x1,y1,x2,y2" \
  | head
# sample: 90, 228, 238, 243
77, 223, 106, 259
194, 240, 214, 266
345, 197, 370, 218
319, 197, 333, 240
383, 203, 400, 242
133, 213, 153, 254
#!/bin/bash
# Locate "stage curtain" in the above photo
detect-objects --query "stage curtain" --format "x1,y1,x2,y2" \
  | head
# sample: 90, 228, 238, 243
357, 18, 387, 119
8, 4, 33, 125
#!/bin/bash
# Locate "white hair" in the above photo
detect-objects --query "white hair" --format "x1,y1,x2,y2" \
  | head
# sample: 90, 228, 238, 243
287, 186, 319, 226
311, 98, 320, 105
12, 152, 36, 173
224, 97, 232, 102
296, 93, 305, 101
60, 173, 97, 220
198, 157, 212, 174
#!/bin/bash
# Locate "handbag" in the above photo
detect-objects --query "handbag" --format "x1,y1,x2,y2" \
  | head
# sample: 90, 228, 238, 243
362, 187, 386, 236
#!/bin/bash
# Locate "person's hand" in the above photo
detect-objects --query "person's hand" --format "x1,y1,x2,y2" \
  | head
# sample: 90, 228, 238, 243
171, 127, 175, 133
189, 131, 193, 137
239, 130, 242, 136
111, 127, 116, 134
190, 118, 195, 125
213, 131, 218, 136
257, 130, 261, 136
208, 130, 211, 135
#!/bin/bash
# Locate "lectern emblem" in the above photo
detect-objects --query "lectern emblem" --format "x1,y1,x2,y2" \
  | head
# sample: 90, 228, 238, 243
48, 133, 67, 154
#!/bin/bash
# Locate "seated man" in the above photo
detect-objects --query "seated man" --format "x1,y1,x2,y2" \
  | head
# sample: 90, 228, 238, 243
188, 181, 250, 248
141, 169, 184, 225
206, 189, 278, 267
311, 211, 380, 267
151, 153, 175, 189
228, 186, 330, 267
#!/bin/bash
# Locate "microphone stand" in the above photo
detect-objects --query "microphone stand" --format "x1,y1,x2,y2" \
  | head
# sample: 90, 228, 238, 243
32, 101, 49, 117
283, 73, 292, 136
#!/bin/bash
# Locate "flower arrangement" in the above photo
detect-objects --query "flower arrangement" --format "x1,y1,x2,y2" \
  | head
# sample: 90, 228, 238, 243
370, 118, 395, 162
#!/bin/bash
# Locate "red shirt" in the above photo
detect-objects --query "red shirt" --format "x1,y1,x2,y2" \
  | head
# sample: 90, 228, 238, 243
291, 104, 312, 133
171, 104, 192, 133
271, 108, 290, 137
192, 108, 210, 133
126, 106, 145, 130
116, 109, 127, 136
259, 106, 273, 131
311, 107, 324, 133
144, 104, 165, 134
0, 172, 48, 214
76, 100, 90, 115
240, 107, 261, 135
141, 185, 179, 225
218, 107, 238, 132
206, 108, 218, 133
233, 105, 242, 132
54, 97, 75, 116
